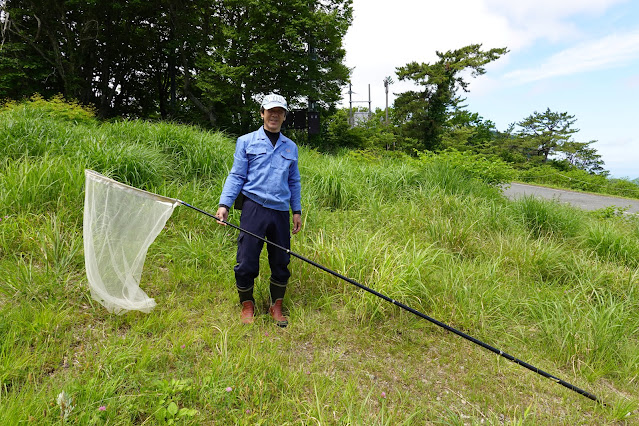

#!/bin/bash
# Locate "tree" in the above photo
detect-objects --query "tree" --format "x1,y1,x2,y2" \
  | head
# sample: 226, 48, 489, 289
0, 0, 192, 118
0, 0, 66, 98
510, 108, 609, 175
0, 0, 352, 131
482, 124, 535, 166
562, 140, 607, 175
0, 36, 56, 99
515, 108, 579, 163
440, 108, 497, 153
192, 0, 352, 133
393, 44, 508, 152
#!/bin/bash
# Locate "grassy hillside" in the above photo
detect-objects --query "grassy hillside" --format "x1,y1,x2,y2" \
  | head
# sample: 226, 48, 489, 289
1, 98, 638, 424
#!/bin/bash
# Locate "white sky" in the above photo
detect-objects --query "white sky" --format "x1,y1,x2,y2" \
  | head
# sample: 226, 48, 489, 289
342, 0, 639, 179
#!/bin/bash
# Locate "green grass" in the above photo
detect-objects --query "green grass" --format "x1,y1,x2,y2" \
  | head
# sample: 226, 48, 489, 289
1, 99, 638, 424
517, 165, 639, 200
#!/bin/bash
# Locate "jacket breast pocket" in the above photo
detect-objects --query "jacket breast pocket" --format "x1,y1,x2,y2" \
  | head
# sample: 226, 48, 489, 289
246, 146, 267, 169
274, 151, 296, 170
246, 146, 267, 157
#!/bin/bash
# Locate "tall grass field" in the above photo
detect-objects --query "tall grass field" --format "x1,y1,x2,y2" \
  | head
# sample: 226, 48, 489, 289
1, 98, 638, 424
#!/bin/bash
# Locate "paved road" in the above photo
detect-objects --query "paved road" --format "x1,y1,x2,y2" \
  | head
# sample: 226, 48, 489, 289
502, 183, 639, 214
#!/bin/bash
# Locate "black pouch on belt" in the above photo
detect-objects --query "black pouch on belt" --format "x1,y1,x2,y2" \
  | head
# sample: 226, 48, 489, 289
234, 192, 245, 210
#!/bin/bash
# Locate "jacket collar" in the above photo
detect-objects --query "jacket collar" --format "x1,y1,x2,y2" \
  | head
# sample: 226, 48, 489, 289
257, 126, 288, 145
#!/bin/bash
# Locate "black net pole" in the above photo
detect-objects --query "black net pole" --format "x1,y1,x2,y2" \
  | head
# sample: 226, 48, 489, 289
179, 200, 604, 405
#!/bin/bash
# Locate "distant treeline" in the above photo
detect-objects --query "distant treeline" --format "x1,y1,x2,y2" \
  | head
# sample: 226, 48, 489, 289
1, 1, 630, 180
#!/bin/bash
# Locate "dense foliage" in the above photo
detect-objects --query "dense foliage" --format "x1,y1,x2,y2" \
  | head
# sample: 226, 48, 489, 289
394, 44, 508, 151
0, 0, 351, 132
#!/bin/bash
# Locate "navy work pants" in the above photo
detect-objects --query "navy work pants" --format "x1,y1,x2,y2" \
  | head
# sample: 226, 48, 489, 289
234, 197, 291, 302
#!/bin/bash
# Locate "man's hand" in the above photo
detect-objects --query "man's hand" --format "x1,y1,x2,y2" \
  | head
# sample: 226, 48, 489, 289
292, 213, 302, 235
215, 206, 229, 225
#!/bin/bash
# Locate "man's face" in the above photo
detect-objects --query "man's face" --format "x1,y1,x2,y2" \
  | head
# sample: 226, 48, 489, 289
261, 107, 286, 133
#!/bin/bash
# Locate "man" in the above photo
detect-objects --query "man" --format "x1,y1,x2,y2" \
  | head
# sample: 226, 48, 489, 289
216, 93, 302, 327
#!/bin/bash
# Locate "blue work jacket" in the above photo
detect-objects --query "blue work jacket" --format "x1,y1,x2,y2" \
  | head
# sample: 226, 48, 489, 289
219, 127, 302, 213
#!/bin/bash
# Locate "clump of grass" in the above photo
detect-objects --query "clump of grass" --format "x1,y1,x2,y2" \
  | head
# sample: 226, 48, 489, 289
421, 160, 502, 200
583, 223, 639, 268
510, 195, 584, 238
102, 120, 233, 181
148, 121, 233, 180
80, 138, 170, 189
0, 94, 96, 160
349, 157, 424, 203
311, 227, 448, 322
0, 98, 235, 190
0, 156, 85, 214
525, 282, 639, 381
304, 157, 357, 210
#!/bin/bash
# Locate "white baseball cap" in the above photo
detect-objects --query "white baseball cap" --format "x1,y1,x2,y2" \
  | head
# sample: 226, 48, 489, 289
261, 93, 288, 111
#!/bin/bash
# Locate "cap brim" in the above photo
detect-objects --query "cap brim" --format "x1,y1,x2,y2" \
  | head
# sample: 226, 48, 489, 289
262, 102, 288, 111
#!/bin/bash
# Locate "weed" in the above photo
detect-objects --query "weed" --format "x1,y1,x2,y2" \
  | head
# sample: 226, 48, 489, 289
0, 100, 636, 424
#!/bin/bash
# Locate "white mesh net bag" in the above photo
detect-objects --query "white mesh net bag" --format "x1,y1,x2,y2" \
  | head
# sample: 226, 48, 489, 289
83, 170, 179, 314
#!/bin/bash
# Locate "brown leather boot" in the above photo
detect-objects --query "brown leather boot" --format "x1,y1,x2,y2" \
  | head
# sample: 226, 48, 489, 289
240, 300, 254, 325
268, 299, 288, 328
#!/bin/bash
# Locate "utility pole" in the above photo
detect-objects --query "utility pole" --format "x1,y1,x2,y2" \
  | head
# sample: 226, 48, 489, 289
348, 83, 353, 127
307, 0, 320, 136
368, 84, 371, 119
383, 76, 393, 126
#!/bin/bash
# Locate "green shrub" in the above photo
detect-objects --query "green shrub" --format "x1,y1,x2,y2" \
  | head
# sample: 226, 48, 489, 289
417, 149, 515, 187
1, 94, 96, 124
321, 109, 367, 150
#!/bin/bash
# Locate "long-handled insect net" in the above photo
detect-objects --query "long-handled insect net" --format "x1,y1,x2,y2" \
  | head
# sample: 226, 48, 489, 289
82, 169, 603, 404
83, 170, 179, 314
